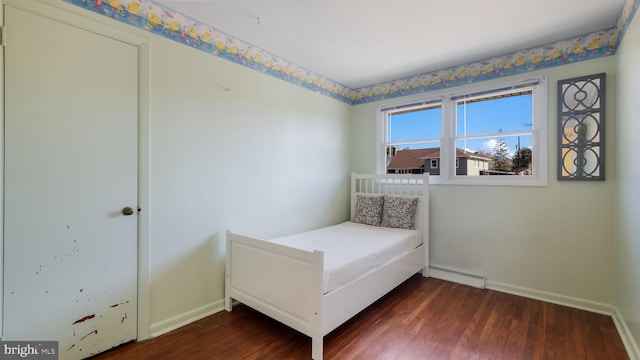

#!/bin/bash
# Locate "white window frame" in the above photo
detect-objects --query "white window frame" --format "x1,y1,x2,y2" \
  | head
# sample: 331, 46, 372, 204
430, 159, 438, 169
377, 76, 548, 186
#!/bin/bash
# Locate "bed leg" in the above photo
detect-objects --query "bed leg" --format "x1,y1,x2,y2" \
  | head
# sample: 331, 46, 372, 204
225, 295, 232, 312
421, 266, 430, 277
225, 230, 233, 312
312, 336, 323, 360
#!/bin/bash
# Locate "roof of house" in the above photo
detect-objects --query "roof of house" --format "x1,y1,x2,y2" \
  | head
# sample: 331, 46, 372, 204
387, 148, 491, 170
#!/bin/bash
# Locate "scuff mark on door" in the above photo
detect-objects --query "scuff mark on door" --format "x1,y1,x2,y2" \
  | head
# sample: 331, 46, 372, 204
109, 300, 130, 308
72, 314, 95, 325
80, 330, 98, 342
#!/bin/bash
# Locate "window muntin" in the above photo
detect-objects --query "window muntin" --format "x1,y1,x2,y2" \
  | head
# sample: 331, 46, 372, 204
379, 77, 547, 186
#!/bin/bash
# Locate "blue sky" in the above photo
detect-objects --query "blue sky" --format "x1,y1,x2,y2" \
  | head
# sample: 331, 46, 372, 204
389, 93, 533, 156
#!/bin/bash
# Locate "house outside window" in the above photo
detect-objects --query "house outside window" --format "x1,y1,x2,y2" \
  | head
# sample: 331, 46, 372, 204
387, 147, 491, 176
379, 77, 547, 186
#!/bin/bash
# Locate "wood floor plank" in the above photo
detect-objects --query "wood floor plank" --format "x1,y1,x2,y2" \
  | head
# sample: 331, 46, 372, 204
90, 275, 629, 360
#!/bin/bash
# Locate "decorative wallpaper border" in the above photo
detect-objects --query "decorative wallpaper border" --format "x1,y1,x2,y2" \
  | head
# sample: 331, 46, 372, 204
615, 0, 640, 49
64, 0, 353, 103
352, 0, 638, 105
66, 0, 638, 105
351, 28, 617, 104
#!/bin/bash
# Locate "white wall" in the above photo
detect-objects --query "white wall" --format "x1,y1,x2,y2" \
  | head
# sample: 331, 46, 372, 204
351, 57, 617, 305
147, 39, 352, 331
615, 7, 640, 355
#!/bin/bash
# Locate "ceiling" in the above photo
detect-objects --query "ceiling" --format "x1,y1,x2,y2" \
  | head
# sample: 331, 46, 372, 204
156, 0, 626, 89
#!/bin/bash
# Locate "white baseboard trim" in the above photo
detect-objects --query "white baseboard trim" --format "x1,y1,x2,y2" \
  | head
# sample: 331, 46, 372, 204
486, 280, 639, 360
149, 299, 225, 338
429, 265, 486, 288
612, 308, 640, 360
485, 280, 615, 315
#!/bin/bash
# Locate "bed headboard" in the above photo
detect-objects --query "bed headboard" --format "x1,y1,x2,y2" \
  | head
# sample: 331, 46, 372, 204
350, 173, 429, 236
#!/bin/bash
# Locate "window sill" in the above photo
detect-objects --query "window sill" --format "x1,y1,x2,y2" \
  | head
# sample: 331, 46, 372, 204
428, 175, 548, 187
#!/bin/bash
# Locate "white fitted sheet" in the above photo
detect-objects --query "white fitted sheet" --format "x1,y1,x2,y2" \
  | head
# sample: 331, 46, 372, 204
268, 222, 422, 294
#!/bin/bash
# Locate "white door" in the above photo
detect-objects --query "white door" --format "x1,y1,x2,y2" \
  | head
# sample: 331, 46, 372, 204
3, 4, 139, 359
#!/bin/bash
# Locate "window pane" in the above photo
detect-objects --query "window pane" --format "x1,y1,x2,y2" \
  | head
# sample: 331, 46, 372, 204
389, 105, 441, 142
386, 142, 441, 175
455, 135, 533, 176
456, 91, 532, 137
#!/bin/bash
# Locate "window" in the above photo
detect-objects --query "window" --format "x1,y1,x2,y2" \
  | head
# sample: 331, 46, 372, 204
378, 77, 547, 186
382, 101, 442, 176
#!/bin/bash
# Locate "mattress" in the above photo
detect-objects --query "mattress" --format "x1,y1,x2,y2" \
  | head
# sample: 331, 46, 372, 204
268, 221, 422, 294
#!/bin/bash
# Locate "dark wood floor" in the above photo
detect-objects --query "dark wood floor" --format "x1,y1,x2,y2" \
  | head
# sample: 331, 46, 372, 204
91, 275, 628, 359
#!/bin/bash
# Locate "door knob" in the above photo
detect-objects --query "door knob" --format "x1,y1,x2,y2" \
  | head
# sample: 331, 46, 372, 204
122, 207, 135, 216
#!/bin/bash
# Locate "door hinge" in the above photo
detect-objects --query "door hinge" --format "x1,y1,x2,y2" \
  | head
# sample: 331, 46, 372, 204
0, 26, 5, 46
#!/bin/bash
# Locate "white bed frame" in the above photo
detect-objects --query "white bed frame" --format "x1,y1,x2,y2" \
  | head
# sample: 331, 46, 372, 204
225, 173, 429, 359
